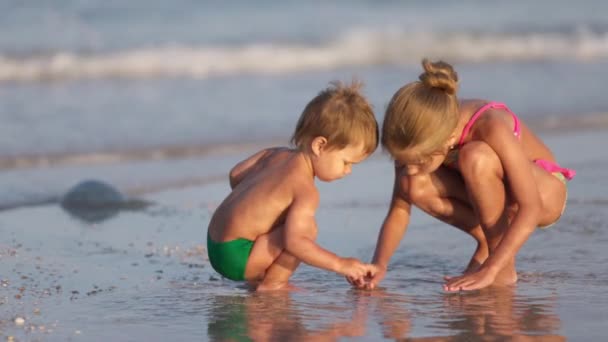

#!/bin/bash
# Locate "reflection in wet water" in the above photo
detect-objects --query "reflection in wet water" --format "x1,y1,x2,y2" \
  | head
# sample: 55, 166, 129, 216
436, 287, 563, 341
207, 290, 369, 341
3, 167, 605, 340
204, 284, 564, 341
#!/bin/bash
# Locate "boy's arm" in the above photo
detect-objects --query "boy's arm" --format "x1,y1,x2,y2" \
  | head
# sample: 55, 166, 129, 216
283, 185, 346, 274
229, 149, 272, 189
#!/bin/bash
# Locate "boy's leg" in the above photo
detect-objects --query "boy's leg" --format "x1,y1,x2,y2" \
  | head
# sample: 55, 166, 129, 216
244, 224, 285, 282
405, 167, 489, 271
244, 224, 309, 290
256, 225, 319, 291
256, 251, 301, 291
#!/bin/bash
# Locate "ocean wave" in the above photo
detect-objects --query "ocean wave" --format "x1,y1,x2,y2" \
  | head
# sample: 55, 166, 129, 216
0, 114, 607, 211
0, 140, 275, 171
1, 28, 607, 82
1, 112, 608, 170
0, 112, 606, 175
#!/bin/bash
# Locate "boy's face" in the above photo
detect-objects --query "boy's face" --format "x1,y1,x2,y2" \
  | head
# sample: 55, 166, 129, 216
312, 139, 369, 182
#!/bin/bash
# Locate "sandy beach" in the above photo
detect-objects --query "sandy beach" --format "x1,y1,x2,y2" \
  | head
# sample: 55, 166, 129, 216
1, 1, 608, 340
0, 128, 606, 341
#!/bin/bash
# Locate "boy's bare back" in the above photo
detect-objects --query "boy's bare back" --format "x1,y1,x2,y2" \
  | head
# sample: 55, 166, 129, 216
206, 80, 379, 288
208, 147, 315, 243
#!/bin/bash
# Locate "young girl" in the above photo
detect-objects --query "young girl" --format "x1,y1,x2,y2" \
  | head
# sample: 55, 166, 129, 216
361, 59, 575, 292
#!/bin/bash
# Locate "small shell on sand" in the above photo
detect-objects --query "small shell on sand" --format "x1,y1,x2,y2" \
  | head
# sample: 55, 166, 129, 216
14, 317, 25, 326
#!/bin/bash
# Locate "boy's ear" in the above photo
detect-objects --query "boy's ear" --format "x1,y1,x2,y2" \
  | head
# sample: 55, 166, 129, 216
311, 136, 328, 156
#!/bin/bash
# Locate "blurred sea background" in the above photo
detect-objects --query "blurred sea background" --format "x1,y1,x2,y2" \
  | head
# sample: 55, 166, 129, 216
1, 0, 608, 208
1, 1, 608, 340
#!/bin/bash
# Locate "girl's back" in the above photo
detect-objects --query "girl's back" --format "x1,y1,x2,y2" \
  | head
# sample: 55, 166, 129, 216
458, 99, 556, 163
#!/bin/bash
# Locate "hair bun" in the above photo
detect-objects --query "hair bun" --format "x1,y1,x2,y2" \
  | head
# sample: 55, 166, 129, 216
418, 58, 458, 95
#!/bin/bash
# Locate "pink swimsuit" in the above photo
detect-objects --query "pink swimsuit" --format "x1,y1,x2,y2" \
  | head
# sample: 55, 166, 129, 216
444, 102, 576, 182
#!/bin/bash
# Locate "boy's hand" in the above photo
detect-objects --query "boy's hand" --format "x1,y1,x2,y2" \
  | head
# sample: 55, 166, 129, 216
346, 264, 386, 290
346, 263, 385, 290
338, 258, 375, 280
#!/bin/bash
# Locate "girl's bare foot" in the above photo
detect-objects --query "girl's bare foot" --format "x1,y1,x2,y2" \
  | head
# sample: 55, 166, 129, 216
464, 260, 482, 274
464, 243, 489, 274
492, 263, 518, 286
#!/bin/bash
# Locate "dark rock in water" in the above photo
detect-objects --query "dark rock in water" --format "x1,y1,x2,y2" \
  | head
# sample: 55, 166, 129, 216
61, 180, 150, 223
61, 180, 126, 208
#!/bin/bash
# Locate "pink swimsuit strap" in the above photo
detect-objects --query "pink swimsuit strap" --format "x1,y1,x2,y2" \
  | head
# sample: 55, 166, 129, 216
534, 159, 576, 180
458, 102, 521, 147
455, 101, 576, 181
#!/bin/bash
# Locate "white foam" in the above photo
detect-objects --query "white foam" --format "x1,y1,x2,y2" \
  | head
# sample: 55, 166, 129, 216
0, 28, 607, 82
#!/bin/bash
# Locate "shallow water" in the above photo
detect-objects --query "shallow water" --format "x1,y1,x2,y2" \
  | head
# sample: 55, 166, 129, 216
2, 2, 607, 339
1, 131, 607, 341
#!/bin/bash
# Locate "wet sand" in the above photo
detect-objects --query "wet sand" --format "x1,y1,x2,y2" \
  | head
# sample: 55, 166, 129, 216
1, 130, 607, 341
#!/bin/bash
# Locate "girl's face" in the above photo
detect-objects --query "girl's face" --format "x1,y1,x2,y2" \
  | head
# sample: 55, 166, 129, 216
394, 144, 451, 176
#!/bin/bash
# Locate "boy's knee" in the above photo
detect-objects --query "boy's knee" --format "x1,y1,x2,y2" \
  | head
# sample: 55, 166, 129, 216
306, 223, 319, 241
458, 142, 501, 178
280, 250, 300, 263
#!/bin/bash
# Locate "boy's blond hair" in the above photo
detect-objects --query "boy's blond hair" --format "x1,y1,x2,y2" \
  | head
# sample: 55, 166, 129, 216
382, 59, 460, 160
291, 80, 378, 154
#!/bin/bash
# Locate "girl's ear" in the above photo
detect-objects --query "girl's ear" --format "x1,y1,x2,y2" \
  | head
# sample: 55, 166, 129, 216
311, 136, 328, 156
447, 135, 458, 150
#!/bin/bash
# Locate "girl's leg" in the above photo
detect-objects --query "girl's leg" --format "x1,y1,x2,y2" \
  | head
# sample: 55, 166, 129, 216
405, 167, 489, 271
457, 141, 517, 285
446, 142, 567, 288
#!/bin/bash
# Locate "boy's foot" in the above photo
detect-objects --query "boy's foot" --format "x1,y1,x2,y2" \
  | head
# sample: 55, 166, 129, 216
256, 282, 302, 292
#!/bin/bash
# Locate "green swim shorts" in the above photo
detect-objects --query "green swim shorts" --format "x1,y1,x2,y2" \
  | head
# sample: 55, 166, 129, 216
207, 231, 254, 281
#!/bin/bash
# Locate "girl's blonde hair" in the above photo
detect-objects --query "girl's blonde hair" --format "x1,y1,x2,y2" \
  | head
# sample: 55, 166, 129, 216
382, 59, 459, 160
291, 80, 378, 154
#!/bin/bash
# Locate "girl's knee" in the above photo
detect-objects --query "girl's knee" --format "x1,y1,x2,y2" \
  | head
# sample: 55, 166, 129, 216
405, 176, 431, 205
406, 176, 446, 216
458, 142, 502, 178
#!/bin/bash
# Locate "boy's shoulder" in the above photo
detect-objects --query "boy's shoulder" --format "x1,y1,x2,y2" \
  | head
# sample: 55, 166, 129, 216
251, 148, 313, 181
254, 148, 318, 202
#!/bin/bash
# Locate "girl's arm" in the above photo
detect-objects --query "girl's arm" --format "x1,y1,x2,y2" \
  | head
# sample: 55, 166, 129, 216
366, 165, 412, 288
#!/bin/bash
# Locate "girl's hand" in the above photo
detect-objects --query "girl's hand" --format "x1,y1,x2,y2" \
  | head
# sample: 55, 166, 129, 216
346, 264, 380, 288
338, 258, 372, 280
363, 264, 386, 290
443, 267, 496, 292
